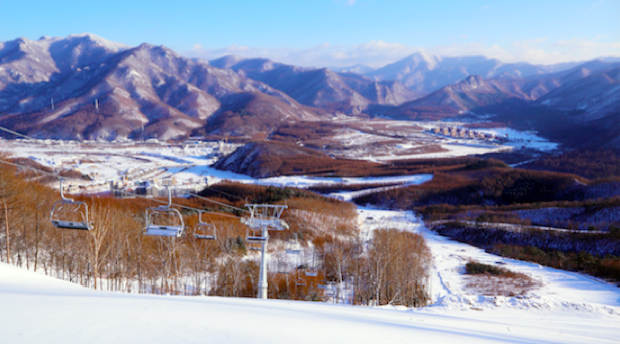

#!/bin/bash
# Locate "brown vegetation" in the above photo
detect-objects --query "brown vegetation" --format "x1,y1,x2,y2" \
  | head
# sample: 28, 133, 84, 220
357, 166, 584, 209
523, 150, 620, 180
432, 222, 620, 284
464, 261, 540, 296
215, 140, 492, 178
0, 164, 431, 306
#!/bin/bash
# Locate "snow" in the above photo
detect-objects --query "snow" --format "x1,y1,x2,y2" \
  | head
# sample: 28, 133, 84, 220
0, 162, 619, 342
416, 121, 559, 152
2, 208, 619, 343
257, 174, 433, 189
357, 208, 620, 310
381, 142, 512, 160
1, 140, 437, 195
478, 127, 559, 151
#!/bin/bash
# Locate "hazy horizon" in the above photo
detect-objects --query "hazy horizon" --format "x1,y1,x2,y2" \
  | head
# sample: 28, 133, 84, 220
1, 1, 619, 68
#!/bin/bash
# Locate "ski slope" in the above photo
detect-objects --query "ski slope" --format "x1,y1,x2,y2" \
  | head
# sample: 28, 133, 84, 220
2, 208, 619, 343
1, 261, 618, 344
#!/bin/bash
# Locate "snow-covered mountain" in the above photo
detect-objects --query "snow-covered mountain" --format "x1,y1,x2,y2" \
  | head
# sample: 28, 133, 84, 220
210, 55, 418, 113
0, 33, 618, 145
329, 64, 375, 74
530, 65, 620, 148
384, 74, 563, 120
0, 35, 323, 140
537, 65, 620, 120
365, 52, 580, 95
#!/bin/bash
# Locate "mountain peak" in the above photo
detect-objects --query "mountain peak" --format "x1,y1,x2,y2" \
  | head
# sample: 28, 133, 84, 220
405, 51, 438, 65
209, 55, 247, 69
464, 74, 485, 83
65, 33, 129, 52
331, 64, 375, 74
454, 75, 486, 90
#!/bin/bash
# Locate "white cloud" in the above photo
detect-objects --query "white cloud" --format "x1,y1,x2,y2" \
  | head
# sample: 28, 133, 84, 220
184, 38, 620, 69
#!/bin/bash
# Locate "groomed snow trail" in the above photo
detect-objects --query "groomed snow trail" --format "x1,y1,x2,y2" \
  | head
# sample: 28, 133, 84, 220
1, 261, 618, 344
359, 208, 620, 310
1, 210, 619, 343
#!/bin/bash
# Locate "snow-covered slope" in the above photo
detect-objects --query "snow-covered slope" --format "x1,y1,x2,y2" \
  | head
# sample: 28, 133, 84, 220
537, 66, 620, 121
330, 63, 376, 74
365, 52, 579, 95
2, 206, 619, 343
0, 36, 324, 140
210, 55, 418, 113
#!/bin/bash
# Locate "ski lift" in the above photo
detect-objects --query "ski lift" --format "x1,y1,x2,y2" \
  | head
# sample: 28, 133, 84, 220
240, 204, 289, 231
50, 179, 92, 230
143, 185, 184, 237
246, 227, 267, 251
305, 250, 318, 276
296, 275, 306, 287
193, 211, 216, 240
277, 262, 289, 274
247, 241, 262, 251
285, 233, 301, 254
246, 227, 268, 243
305, 269, 318, 277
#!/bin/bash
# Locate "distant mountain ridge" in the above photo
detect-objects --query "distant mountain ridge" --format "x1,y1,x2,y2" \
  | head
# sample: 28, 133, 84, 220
0, 33, 618, 148
210, 55, 418, 113
363, 52, 583, 96
0, 35, 324, 140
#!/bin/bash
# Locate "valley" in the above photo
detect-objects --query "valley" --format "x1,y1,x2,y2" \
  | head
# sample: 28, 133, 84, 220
1, 29, 619, 344
1, 34, 619, 149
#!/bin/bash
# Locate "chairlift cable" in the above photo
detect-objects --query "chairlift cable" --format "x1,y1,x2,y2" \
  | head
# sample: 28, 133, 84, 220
0, 157, 61, 179
0, 158, 241, 219
202, 185, 246, 201
0, 125, 250, 214
116, 189, 240, 219
0, 125, 37, 141
187, 191, 248, 213
0, 140, 273, 218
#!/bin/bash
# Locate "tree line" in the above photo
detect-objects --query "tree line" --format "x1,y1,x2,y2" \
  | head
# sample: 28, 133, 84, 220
0, 163, 431, 307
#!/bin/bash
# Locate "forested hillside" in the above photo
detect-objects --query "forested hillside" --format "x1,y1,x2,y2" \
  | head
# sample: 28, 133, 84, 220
0, 162, 431, 306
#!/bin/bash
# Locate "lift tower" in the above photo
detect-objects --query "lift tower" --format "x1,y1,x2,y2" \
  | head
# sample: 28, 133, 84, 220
241, 204, 289, 299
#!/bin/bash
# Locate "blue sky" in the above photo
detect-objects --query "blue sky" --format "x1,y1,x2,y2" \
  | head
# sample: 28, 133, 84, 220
1, 0, 619, 67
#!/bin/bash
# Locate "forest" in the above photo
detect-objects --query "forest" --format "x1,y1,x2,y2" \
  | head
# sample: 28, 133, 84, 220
432, 222, 620, 283
0, 161, 431, 307
522, 150, 620, 180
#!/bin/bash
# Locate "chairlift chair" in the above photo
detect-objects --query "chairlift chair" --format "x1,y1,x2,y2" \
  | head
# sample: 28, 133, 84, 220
245, 227, 267, 251
305, 251, 318, 276
296, 276, 307, 287
246, 227, 268, 243
193, 212, 216, 240
277, 262, 289, 274
143, 186, 184, 237
247, 241, 262, 251
305, 269, 318, 277
285, 233, 301, 254
50, 179, 92, 230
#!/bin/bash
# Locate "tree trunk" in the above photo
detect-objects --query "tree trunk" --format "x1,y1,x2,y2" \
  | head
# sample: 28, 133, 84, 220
4, 200, 10, 264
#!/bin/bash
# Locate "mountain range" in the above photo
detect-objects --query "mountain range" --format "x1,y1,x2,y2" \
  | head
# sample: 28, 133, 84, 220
0, 33, 618, 148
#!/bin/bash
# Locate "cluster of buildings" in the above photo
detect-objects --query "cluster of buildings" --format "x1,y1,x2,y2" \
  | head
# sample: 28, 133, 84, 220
110, 178, 209, 198
430, 126, 508, 142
